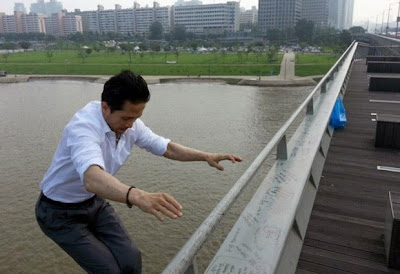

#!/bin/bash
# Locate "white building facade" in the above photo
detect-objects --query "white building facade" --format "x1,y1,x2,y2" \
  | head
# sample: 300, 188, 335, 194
328, 0, 354, 30
240, 6, 258, 26
173, 1, 240, 35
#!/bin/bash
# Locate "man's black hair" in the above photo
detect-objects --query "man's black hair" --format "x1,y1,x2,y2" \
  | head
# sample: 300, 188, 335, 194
102, 70, 150, 112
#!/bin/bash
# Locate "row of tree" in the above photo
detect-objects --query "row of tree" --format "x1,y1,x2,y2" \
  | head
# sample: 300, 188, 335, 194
1, 20, 365, 55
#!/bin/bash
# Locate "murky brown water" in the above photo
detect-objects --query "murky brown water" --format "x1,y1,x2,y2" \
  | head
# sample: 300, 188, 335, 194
0, 81, 312, 273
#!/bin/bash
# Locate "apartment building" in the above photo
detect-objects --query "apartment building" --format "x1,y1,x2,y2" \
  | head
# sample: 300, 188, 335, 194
116, 8, 135, 35
302, 0, 329, 28
258, 0, 302, 34
63, 14, 83, 35
173, 1, 240, 35
1, 1, 239, 36
22, 13, 46, 33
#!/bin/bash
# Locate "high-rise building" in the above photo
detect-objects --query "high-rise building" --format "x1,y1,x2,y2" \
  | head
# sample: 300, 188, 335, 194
0, 13, 5, 33
30, 0, 63, 16
116, 8, 135, 35
175, 0, 203, 6
302, 0, 329, 28
21, 13, 46, 33
328, 0, 354, 30
258, 0, 302, 35
44, 12, 82, 36
63, 14, 83, 35
173, 1, 240, 35
14, 3, 27, 13
240, 6, 258, 26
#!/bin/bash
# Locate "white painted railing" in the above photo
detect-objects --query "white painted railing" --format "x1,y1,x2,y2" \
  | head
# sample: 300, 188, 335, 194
163, 41, 359, 274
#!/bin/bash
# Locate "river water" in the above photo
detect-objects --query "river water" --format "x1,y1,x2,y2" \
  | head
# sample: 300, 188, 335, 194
0, 80, 312, 273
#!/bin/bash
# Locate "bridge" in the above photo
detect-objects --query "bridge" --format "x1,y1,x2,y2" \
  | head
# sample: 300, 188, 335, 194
163, 34, 400, 273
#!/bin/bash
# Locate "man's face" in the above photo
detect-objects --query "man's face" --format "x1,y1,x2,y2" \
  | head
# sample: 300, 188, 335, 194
101, 101, 146, 135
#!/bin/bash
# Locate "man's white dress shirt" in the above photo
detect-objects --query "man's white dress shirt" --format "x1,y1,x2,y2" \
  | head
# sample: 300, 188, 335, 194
40, 101, 170, 203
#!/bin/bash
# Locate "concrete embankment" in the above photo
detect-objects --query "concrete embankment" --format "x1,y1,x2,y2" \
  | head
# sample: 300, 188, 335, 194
0, 74, 319, 87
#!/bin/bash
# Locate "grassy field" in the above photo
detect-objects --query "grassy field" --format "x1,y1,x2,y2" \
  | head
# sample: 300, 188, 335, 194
0, 50, 338, 77
295, 53, 339, 76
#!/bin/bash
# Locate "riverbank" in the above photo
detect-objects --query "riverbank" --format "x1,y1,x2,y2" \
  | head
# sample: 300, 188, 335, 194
0, 74, 320, 86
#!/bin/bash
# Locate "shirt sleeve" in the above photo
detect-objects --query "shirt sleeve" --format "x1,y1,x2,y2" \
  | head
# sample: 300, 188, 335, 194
66, 123, 105, 182
134, 119, 170, 156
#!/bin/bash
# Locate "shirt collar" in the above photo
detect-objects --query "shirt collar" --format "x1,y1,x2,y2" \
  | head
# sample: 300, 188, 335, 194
98, 102, 112, 135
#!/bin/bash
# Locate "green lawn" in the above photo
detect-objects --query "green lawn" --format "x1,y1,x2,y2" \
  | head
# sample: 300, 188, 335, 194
1, 50, 283, 76
295, 53, 339, 76
0, 50, 339, 77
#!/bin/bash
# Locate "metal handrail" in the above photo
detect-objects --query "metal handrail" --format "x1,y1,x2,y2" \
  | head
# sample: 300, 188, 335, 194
163, 40, 358, 274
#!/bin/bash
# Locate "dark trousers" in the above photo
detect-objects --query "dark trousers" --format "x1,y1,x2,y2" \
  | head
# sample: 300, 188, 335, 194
35, 193, 142, 274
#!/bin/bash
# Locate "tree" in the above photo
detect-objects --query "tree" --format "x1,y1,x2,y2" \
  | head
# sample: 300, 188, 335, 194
2, 42, 17, 50
93, 43, 102, 53
266, 46, 278, 63
295, 19, 315, 44
149, 21, 163, 40
18, 41, 31, 51
349, 26, 365, 34
45, 49, 53, 63
77, 48, 89, 63
174, 49, 180, 61
173, 24, 187, 41
150, 42, 161, 52
2, 53, 9, 63
339, 30, 352, 47
266, 29, 284, 43
119, 43, 135, 63
190, 41, 198, 52
139, 52, 145, 62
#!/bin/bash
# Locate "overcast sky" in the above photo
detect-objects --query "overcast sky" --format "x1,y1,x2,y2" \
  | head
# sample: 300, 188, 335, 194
1, 0, 398, 27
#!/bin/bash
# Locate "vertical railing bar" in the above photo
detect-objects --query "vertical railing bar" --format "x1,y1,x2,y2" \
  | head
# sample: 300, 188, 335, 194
277, 135, 288, 160
306, 98, 314, 115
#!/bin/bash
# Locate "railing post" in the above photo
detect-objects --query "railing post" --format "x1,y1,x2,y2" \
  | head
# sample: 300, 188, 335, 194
277, 135, 288, 160
306, 98, 314, 115
321, 83, 327, 93
184, 257, 199, 274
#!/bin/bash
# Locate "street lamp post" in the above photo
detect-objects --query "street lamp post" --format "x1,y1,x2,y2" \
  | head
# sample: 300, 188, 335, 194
397, 0, 400, 38
387, 5, 392, 36
382, 11, 385, 34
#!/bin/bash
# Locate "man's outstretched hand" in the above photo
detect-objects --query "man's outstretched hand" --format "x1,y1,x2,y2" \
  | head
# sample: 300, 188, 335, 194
206, 153, 242, 171
130, 189, 183, 222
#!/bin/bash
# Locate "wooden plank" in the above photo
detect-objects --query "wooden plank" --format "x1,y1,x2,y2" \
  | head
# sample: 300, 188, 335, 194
311, 210, 384, 230
297, 260, 351, 274
304, 238, 386, 263
305, 230, 385, 254
298, 59, 400, 272
300, 245, 393, 273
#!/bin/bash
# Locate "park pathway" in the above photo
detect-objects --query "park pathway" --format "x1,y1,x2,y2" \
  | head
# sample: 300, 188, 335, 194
279, 50, 296, 80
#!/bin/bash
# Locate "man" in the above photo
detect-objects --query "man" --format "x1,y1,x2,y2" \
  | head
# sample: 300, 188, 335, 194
35, 70, 242, 274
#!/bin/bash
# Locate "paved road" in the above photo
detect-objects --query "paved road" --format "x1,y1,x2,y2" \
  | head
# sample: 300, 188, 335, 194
279, 50, 296, 80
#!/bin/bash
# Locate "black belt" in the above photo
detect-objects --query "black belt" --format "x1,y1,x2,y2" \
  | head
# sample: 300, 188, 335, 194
40, 192, 96, 208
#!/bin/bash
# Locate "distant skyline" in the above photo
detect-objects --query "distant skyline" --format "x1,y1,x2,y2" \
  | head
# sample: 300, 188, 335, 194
1, 0, 398, 27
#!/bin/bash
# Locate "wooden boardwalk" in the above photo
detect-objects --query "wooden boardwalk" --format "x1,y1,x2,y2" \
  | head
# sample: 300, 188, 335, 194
296, 60, 400, 273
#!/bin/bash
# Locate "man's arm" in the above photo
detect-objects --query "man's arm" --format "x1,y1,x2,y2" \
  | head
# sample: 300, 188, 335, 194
84, 165, 183, 222
163, 142, 242, 171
